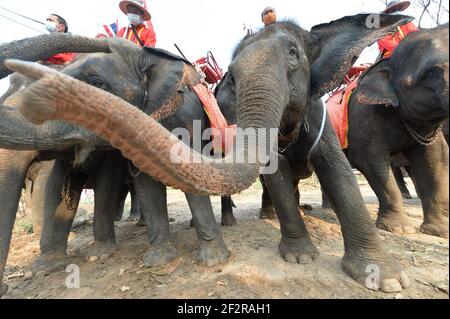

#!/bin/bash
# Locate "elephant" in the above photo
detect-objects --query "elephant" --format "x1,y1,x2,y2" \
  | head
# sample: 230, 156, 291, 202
341, 24, 449, 238
8, 14, 414, 293
0, 34, 237, 296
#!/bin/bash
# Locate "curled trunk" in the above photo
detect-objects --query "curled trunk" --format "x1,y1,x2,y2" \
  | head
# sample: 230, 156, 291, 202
0, 34, 111, 79
7, 60, 283, 196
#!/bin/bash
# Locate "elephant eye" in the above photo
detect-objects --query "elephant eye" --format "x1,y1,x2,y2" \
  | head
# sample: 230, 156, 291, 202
288, 47, 298, 57
91, 79, 104, 88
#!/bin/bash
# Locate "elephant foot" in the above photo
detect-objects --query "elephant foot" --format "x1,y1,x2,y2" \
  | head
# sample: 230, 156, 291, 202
29, 252, 70, 273
376, 215, 415, 235
342, 249, 411, 293
127, 211, 141, 223
279, 236, 319, 265
420, 221, 449, 239
144, 241, 178, 267
196, 237, 230, 267
260, 207, 277, 220
86, 241, 116, 260
0, 283, 8, 298
136, 217, 146, 227
221, 213, 237, 227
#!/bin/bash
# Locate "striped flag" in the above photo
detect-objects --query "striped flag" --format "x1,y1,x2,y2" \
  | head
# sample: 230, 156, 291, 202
103, 19, 119, 37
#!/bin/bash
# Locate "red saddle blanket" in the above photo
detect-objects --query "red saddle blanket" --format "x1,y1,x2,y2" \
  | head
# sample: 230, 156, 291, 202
326, 65, 369, 149
192, 83, 237, 154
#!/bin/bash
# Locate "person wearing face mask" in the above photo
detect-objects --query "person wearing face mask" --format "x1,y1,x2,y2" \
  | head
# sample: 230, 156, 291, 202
117, 0, 156, 48
44, 14, 76, 65
377, 1, 419, 59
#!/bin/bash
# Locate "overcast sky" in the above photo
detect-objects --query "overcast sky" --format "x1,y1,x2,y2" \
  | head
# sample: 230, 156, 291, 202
0, 0, 447, 95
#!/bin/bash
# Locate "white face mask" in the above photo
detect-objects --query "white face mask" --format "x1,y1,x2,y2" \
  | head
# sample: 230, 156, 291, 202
45, 21, 58, 33
127, 13, 142, 26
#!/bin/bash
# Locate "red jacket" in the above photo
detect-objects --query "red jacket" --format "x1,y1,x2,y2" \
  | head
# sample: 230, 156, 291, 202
117, 22, 156, 48
378, 22, 419, 58
46, 52, 76, 65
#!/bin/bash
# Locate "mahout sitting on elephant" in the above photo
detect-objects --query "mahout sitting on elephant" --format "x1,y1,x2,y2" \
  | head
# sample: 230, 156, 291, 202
5, 14, 414, 293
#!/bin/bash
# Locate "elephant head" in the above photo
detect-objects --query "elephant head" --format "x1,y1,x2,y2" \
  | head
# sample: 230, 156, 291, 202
0, 35, 200, 152
4, 14, 412, 196
356, 23, 449, 123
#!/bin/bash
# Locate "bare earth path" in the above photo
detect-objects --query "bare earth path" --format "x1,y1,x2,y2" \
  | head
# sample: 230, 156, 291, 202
3, 175, 449, 299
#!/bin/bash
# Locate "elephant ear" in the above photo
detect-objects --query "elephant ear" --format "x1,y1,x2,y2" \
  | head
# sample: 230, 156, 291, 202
308, 13, 413, 100
356, 59, 399, 107
137, 47, 197, 116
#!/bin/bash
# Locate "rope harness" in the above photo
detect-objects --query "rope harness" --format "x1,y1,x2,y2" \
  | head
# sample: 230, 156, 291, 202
400, 117, 443, 146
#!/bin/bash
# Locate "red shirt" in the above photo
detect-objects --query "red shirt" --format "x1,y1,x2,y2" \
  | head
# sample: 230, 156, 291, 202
117, 22, 156, 47
378, 22, 419, 58
46, 52, 76, 65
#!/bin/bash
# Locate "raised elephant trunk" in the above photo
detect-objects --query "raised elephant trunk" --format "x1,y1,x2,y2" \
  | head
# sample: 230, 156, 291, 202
6, 60, 284, 196
0, 34, 111, 79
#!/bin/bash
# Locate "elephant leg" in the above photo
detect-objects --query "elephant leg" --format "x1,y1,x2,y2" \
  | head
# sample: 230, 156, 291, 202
263, 156, 319, 264
30, 162, 58, 236
311, 125, 410, 293
134, 173, 177, 267
321, 186, 334, 209
185, 194, 230, 267
0, 151, 32, 297
128, 183, 142, 223
24, 178, 33, 216
392, 165, 412, 200
404, 136, 449, 238
33, 160, 85, 273
88, 153, 127, 259
259, 176, 277, 220
115, 184, 128, 222
221, 196, 237, 226
355, 153, 414, 235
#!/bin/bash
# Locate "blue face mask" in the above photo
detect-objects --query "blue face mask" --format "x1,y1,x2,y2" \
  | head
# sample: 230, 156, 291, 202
45, 21, 58, 33
127, 13, 142, 26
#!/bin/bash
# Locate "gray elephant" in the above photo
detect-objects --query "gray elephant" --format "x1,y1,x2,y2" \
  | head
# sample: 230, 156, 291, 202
342, 24, 449, 238
0, 34, 237, 296
8, 14, 414, 293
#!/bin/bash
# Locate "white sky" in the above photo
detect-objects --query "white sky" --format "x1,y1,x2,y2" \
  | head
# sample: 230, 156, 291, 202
0, 0, 447, 95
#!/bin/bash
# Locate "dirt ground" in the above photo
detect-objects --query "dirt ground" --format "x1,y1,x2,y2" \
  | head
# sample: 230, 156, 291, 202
3, 174, 449, 299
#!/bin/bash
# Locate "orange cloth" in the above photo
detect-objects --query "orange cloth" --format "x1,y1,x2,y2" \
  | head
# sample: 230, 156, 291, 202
377, 22, 419, 58
326, 72, 361, 149
46, 52, 76, 65
191, 83, 237, 154
117, 22, 156, 47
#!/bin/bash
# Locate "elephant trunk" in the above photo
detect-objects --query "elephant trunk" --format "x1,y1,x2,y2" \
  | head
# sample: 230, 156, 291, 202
0, 104, 104, 150
7, 59, 285, 196
0, 34, 111, 79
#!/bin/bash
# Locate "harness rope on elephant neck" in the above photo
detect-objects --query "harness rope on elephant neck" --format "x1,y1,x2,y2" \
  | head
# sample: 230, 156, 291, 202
400, 116, 443, 146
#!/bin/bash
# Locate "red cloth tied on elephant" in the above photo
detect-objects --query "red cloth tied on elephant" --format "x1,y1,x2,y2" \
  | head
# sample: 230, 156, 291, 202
191, 83, 237, 155
378, 22, 419, 58
326, 67, 365, 149
45, 52, 76, 65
